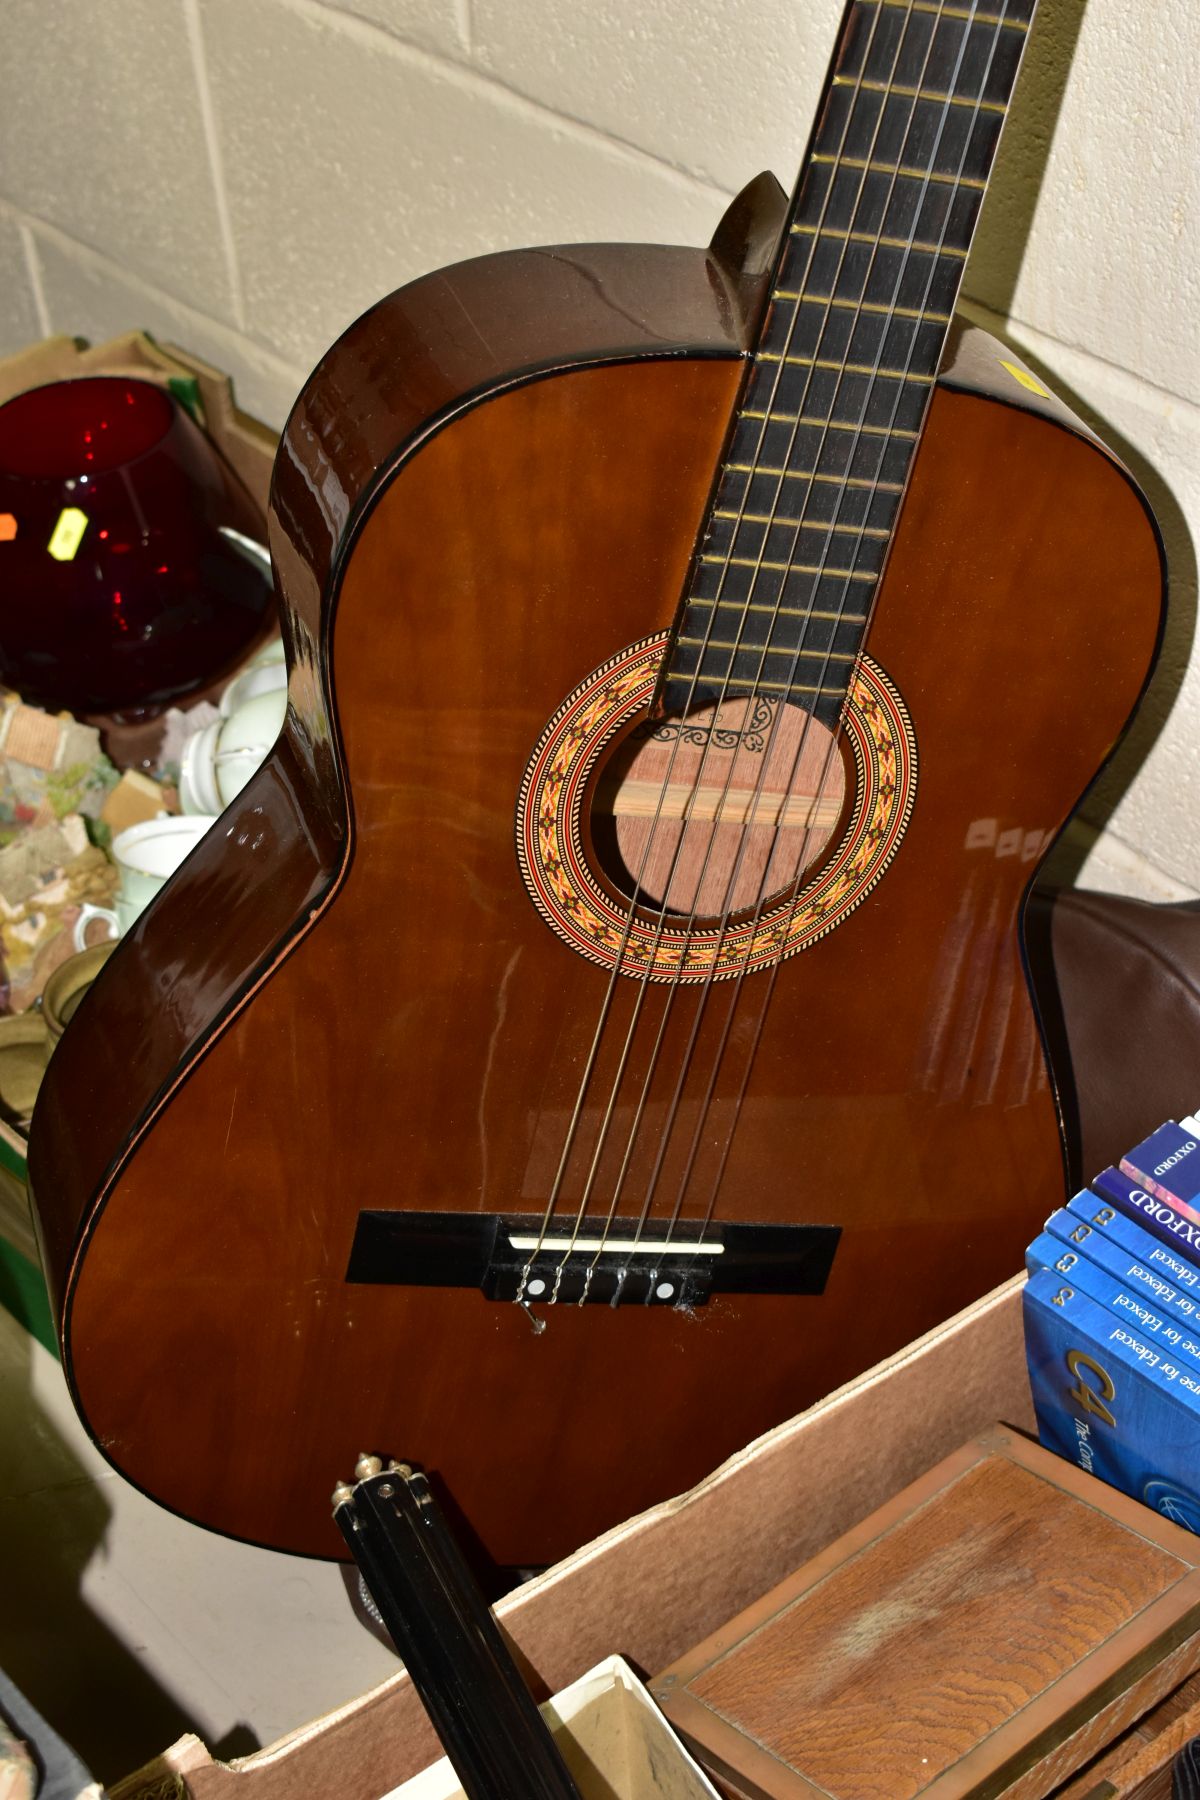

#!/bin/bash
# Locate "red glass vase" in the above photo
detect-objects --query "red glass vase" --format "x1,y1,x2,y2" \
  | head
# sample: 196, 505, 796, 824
0, 376, 275, 716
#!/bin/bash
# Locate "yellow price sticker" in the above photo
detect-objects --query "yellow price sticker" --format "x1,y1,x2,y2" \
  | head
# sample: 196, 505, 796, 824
999, 359, 1051, 400
47, 506, 89, 562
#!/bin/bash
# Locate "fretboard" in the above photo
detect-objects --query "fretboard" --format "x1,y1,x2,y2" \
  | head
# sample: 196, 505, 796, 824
661, 0, 1036, 728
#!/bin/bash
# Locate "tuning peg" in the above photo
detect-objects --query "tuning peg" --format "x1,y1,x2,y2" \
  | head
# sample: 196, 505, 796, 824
354, 1452, 384, 1480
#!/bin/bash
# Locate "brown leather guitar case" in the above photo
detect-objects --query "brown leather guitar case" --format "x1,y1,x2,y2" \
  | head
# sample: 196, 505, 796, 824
1030, 888, 1200, 1183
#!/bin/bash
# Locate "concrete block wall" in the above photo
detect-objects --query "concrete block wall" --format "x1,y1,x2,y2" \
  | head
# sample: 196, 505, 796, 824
0, 0, 1196, 898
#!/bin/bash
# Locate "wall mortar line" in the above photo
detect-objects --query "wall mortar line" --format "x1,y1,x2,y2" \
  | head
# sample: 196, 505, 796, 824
183, 0, 247, 332
1, 198, 305, 387
295, 0, 732, 201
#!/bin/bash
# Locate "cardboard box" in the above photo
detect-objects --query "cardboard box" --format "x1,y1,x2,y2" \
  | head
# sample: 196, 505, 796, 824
116, 1275, 1039, 1798
381, 1657, 720, 1800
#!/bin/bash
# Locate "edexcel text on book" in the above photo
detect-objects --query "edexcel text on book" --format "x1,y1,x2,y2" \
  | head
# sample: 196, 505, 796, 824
1027, 1230, 1200, 1367
1062, 1189, 1200, 1286
1040, 1206, 1200, 1327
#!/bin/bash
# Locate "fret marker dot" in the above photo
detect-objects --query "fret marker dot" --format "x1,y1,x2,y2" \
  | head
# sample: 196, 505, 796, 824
527, 1278, 546, 1297
656, 1282, 675, 1300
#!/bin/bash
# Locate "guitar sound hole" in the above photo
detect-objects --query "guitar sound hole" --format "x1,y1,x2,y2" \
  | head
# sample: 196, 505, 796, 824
591, 695, 847, 918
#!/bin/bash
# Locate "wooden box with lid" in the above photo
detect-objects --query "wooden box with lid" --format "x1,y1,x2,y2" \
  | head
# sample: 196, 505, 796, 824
650, 1427, 1200, 1799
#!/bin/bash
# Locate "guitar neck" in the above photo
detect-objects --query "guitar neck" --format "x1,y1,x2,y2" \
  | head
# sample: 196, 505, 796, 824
660, 0, 1037, 727
335, 1465, 584, 1800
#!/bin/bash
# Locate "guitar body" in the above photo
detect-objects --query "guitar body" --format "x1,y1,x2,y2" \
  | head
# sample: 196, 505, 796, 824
29, 188, 1164, 1568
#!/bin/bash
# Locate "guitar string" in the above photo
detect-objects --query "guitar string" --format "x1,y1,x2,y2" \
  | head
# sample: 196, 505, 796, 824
594, 0, 957, 1268
670, 0, 1021, 1253
585, 0, 994, 1299
521, 0, 1011, 1306
620, 0, 989, 1276
514, 0, 902, 1306
587, 0, 951, 1292
512, 628, 747, 1299
552, 0, 924, 1302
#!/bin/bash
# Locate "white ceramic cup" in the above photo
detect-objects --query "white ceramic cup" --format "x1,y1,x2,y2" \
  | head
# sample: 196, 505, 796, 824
180, 686, 287, 816
220, 638, 287, 718
74, 814, 220, 949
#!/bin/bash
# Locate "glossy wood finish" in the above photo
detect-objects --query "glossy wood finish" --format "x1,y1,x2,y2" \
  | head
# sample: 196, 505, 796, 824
28, 209, 785, 1288
28, 227, 1164, 1567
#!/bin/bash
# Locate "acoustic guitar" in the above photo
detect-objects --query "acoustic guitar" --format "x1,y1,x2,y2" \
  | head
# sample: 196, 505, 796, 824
29, 0, 1165, 1568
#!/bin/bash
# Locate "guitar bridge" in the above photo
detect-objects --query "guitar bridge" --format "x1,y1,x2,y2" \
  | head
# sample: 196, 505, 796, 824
346, 1211, 840, 1307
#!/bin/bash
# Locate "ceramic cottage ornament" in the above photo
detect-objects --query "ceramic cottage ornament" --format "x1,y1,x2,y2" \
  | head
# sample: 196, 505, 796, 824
0, 817, 117, 1012
0, 692, 121, 1009
0, 694, 114, 831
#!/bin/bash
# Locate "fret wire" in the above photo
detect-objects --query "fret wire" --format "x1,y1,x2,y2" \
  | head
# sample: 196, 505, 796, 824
678, 637, 857, 661
675, 1, 1023, 801
699, 2, 925, 712
831, 75, 1008, 113
868, 0, 1028, 28
707, 7, 995, 715
771, 293, 951, 323
789, 223, 969, 258
741, 412, 920, 438
725, 0, 1020, 708
699, 554, 877, 581
689, 599, 869, 622
757, 354, 934, 381
810, 152, 987, 190
681, 0, 995, 721
720, 678, 842, 696
713, 510, 889, 537
725, 462, 904, 492
669, 0, 897, 744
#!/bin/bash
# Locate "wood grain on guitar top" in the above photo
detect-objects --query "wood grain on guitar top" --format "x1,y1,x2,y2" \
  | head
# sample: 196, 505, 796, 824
27, 229, 1164, 1565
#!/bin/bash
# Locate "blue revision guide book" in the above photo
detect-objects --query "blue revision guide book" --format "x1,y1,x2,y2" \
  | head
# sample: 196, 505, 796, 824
1041, 1204, 1200, 1326
1026, 1231, 1200, 1367
1062, 1189, 1200, 1291
1023, 1265, 1200, 1532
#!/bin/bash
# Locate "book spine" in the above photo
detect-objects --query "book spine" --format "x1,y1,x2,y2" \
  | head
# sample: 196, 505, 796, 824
1063, 1191, 1200, 1291
1026, 1232, 1200, 1373
1091, 1169, 1200, 1260
1120, 1121, 1200, 1221
1044, 1207, 1200, 1325
1023, 1267, 1200, 1530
